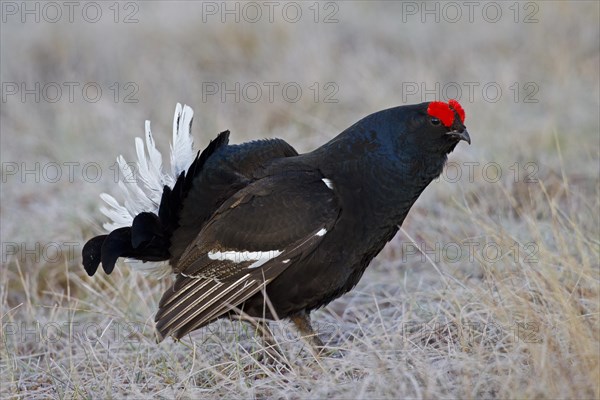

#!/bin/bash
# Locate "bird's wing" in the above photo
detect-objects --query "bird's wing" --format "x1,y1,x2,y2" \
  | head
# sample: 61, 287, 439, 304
167, 137, 298, 263
155, 170, 340, 340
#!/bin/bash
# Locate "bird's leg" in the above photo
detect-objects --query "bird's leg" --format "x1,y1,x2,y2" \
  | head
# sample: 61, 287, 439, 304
255, 320, 277, 351
290, 311, 325, 354
241, 317, 284, 363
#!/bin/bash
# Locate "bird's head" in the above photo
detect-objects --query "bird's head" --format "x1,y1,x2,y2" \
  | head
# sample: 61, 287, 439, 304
317, 99, 470, 169
408, 99, 470, 153
390, 99, 470, 157
427, 99, 470, 143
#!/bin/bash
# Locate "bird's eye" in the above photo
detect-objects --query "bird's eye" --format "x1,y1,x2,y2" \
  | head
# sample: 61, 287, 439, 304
430, 117, 441, 126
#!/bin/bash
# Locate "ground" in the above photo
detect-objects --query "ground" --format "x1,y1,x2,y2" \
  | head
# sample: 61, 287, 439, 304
1, 2, 598, 399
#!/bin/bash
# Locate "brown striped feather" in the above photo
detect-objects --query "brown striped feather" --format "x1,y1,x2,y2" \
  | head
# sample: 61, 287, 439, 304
155, 226, 331, 340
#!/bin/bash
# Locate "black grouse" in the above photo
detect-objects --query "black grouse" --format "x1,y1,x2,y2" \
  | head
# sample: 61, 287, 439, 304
82, 100, 470, 346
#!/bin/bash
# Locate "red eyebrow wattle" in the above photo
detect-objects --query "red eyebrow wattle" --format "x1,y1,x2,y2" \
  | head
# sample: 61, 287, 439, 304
427, 99, 466, 127
448, 99, 465, 123
427, 101, 455, 127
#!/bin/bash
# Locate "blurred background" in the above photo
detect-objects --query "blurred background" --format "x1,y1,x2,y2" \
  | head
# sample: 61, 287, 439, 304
2, 1, 597, 247
1, 2, 598, 398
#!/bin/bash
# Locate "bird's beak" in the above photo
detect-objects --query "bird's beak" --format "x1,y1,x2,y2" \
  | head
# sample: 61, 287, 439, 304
449, 129, 471, 145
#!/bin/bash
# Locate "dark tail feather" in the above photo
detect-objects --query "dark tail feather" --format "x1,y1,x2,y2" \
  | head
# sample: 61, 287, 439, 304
82, 235, 107, 276
131, 212, 167, 248
82, 217, 172, 277
83, 226, 172, 276
101, 227, 135, 274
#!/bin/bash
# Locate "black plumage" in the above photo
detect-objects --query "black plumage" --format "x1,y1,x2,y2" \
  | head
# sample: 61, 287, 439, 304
82, 100, 470, 344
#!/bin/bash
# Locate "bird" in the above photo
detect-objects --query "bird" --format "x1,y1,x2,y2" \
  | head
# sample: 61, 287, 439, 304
82, 100, 470, 349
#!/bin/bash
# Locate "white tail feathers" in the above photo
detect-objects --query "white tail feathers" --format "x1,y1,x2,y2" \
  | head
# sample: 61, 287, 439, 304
97, 103, 197, 277
100, 103, 197, 230
171, 103, 195, 178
